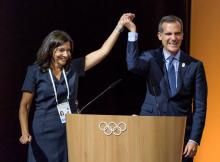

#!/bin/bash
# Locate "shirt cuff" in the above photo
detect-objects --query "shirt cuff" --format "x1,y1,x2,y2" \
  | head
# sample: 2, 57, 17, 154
128, 32, 138, 42
189, 139, 198, 145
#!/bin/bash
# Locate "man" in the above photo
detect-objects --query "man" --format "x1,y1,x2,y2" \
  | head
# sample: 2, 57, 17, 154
124, 15, 207, 162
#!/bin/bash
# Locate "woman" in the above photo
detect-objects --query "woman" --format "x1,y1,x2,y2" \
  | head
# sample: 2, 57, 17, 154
19, 13, 135, 162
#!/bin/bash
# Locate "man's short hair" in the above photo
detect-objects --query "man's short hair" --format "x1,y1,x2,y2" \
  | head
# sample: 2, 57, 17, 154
158, 15, 183, 33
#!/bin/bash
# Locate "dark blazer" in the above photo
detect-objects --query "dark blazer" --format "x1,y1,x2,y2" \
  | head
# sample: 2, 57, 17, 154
126, 40, 207, 144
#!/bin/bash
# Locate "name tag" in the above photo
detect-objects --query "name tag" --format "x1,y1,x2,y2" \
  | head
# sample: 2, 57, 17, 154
57, 102, 72, 123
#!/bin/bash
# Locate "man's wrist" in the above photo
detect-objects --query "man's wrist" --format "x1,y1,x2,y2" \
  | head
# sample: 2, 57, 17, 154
128, 32, 138, 42
188, 139, 198, 145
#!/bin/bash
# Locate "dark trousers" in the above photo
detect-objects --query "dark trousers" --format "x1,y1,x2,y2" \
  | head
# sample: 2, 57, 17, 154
182, 157, 193, 162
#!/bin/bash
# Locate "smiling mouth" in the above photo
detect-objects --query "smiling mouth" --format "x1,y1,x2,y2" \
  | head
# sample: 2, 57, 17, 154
59, 57, 68, 61
169, 42, 179, 47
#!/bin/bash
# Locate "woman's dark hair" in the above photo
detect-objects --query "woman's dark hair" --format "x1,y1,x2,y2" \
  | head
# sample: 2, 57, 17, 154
35, 30, 74, 70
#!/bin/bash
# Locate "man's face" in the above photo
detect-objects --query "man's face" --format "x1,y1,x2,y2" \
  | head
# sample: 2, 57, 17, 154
157, 21, 183, 55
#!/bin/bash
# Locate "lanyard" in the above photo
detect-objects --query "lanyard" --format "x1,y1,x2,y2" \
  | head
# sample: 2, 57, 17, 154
48, 69, 70, 104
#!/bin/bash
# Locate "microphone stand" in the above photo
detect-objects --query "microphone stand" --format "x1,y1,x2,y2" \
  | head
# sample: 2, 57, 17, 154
77, 78, 122, 114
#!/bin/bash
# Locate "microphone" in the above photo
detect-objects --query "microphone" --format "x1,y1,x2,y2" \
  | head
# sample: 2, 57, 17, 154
108, 78, 123, 89
77, 78, 123, 114
150, 79, 160, 115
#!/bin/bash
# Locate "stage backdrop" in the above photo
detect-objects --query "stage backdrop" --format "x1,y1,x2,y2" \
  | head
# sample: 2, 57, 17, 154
191, 0, 220, 162
0, 0, 190, 161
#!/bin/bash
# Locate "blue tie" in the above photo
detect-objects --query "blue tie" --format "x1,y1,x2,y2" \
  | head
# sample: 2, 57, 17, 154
168, 56, 176, 95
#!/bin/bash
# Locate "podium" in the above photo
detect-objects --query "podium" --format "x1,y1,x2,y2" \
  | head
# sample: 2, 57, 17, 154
66, 114, 186, 162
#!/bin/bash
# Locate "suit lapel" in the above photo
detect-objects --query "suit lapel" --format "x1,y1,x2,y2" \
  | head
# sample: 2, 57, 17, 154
154, 48, 170, 96
154, 48, 165, 73
154, 49, 191, 97
176, 51, 190, 93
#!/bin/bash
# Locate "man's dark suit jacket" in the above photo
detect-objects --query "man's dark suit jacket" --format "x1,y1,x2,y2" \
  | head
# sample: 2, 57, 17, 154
126, 40, 207, 144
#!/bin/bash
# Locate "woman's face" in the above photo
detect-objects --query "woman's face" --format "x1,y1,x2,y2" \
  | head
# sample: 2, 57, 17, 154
51, 41, 72, 68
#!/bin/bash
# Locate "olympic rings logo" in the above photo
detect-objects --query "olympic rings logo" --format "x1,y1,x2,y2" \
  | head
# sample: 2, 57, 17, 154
98, 121, 127, 136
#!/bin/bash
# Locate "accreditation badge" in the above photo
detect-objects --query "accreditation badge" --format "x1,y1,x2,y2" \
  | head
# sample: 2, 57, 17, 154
57, 102, 72, 123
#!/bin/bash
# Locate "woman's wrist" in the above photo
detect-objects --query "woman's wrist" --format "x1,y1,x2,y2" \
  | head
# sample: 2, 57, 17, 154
22, 131, 30, 136
114, 24, 124, 33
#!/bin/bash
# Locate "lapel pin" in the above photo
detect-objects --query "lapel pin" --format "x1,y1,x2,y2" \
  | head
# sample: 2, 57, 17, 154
182, 63, 185, 67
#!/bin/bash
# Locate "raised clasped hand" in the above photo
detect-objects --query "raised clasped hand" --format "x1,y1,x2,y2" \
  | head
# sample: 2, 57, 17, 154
117, 13, 136, 32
